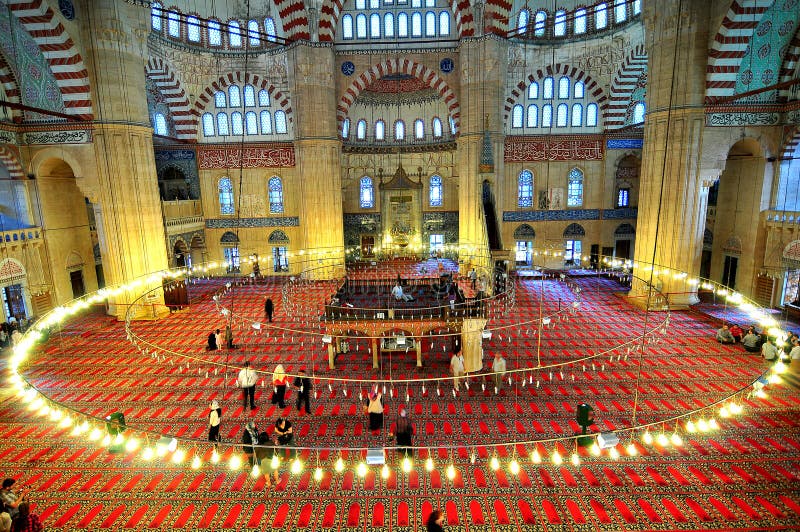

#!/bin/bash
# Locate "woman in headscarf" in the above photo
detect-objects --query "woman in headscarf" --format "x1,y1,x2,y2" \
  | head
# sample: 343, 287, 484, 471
272, 364, 287, 408
208, 400, 222, 445
365, 389, 384, 433
242, 421, 260, 466
393, 406, 413, 456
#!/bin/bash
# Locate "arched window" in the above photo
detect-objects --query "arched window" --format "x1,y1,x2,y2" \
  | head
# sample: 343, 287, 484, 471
528, 82, 539, 99
571, 104, 582, 126
260, 111, 272, 134
398, 13, 409, 37
231, 112, 244, 135
415, 119, 424, 139
633, 102, 645, 123
534, 11, 547, 37
574, 82, 585, 99
512, 105, 524, 128
218, 177, 234, 214
411, 12, 422, 36
614, 0, 627, 22
574, 8, 587, 34
258, 89, 270, 106
217, 113, 230, 135
265, 17, 277, 42
595, 3, 608, 29
432, 117, 443, 137
556, 104, 568, 127
154, 113, 167, 135
215, 91, 226, 108
342, 118, 350, 139
209, 20, 222, 45
370, 13, 381, 37
586, 103, 598, 127
439, 12, 450, 35
229, 85, 241, 107
395, 120, 405, 140
356, 0, 366, 9
248, 20, 260, 46
526, 105, 538, 127
518, 169, 533, 207
567, 168, 584, 206
357, 119, 367, 140
244, 85, 255, 107
424, 11, 435, 36
542, 104, 553, 127
375, 120, 385, 140
360, 176, 374, 208
543, 77, 554, 99
151, 2, 162, 31
275, 111, 287, 134
269, 176, 284, 213
167, 10, 180, 37
187, 16, 200, 42
229, 20, 242, 47
633, 0, 641, 15
245, 112, 257, 134
429, 175, 443, 207
384, 13, 394, 36
554, 10, 566, 36
202, 113, 215, 136
356, 14, 367, 38
449, 116, 456, 135
517, 9, 529, 32
558, 77, 570, 99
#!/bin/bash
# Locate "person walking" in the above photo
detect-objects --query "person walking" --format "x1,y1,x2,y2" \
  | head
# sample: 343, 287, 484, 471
293, 369, 312, 416
208, 400, 222, 444
264, 298, 274, 322
491, 352, 507, 391
426, 510, 445, 532
450, 350, 465, 392
391, 406, 413, 456
365, 390, 384, 433
237, 361, 258, 410
271, 364, 288, 408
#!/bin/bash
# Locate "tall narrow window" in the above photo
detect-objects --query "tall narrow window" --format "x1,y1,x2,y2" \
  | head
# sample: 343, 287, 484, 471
395, 120, 405, 140
411, 12, 422, 36
571, 103, 583, 126
633, 102, 645, 124
517, 9, 529, 32
154, 113, 167, 135
167, 10, 180, 37
633, 0, 641, 15
371, 13, 381, 37
586, 103, 598, 126
542, 104, 553, 127
273, 246, 288, 272
342, 118, 350, 139
218, 177, 234, 214
260, 110, 273, 134
356, 0, 366, 8
617, 188, 630, 207
415, 119, 424, 139
512, 105, 523, 128
398, 13, 409, 36
357, 119, 367, 140
209, 20, 222, 45
187, 16, 200, 41
202, 113, 215, 136
231, 112, 244, 135
269, 176, 284, 213
217, 113, 230, 135
375, 120, 385, 140
595, 3, 608, 29
151, 2, 163, 31
518, 169, 533, 208
384, 13, 394, 36
429, 175, 443, 207
543, 77, 554, 99
554, 10, 566, 36
258, 89, 270, 106
526, 105, 538, 127
528, 81, 539, 99
244, 85, 256, 106
432, 117, 443, 137
534, 11, 546, 37
567, 168, 584, 206
229, 85, 241, 108
614, 0, 627, 22
229, 20, 242, 47
248, 20, 260, 46
224, 246, 241, 270
449, 116, 456, 135
558, 77, 570, 99
360, 177, 374, 208
574, 8, 587, 33
356, 14, 367, 38
275, 111, 287, 133
425, 12, 436, 36
215, 91, 226, 108
265, 17, 277, 42
574, 81, 585, 98
556, 104, 568, 127
245, 111, 257, 134
439, 12, 450, 35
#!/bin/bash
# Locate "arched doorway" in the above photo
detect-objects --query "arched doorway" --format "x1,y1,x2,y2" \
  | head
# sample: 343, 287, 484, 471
482, 180, 501, 251
613, 223, 635, 259
173, 239, 189, 267
513, 224, 535, 267
563, 223, 585, 266
268, 230, 290, 273
189, 234, 205, 266
0, 259, 30, 321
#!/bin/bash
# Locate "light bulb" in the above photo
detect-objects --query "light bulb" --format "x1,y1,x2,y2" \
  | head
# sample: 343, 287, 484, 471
142, 447, 155, 461
314, 467, 323, 481
229, 455, 242, 470
642, 431, 653, 444
381, 464, 390, 479
626, 443, 638, 456
173, 448, 185, 463
708, 418, 719, 430
446, 464, 456, 480
570, 453, 580, 466
425, 457, 434, 472
125, 438, 139, 452
291, 458, 303, 475
697, 419, 709, 432
271, 455, 280, 470
509, 459, 520, 475
670, 433, 683, 446
609, 447, 620, 460
490, 456, 500, 470
719, 406, 730, 418
656, 433, 669, 446
551, 450, 562, 465
191, 455, 202, 469
334, 458, 345, 472
730, 403, 743, 414
531, 450, 541, 464
402, 457, 412, 473
101, 434, 112, 447
89, 428, 102, 441
590, 443, 601, 456
685, 420, 696, 433
210, 450, 220, 464
251, 464, 261, 478
356, 462, 367, 477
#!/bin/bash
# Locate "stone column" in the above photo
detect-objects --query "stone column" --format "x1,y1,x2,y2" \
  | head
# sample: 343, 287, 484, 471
79, 0, 168, 318
290, 44, 345, 278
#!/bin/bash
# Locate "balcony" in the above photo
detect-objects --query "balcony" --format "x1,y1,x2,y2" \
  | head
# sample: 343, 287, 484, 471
162, 200, 205, 235
764, 210, 800, 228
342, 134, 456, 154
0, 227, 42, 248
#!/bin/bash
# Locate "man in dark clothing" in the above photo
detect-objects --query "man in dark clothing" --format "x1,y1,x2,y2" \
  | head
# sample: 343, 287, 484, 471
264, 298, 274, 322
206, 330, 217, 351
293, 369, 312, 415
393, 407, 414, 456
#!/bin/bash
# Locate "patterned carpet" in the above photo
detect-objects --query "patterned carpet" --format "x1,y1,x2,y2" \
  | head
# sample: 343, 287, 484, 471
2, 268, 800, 530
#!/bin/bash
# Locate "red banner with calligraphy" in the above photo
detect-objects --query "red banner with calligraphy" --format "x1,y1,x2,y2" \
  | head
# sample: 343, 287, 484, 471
198, 145, 296, 169
504, 136, 604, 162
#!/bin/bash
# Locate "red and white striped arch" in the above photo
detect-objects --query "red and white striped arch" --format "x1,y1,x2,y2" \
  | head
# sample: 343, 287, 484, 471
778, 31, 800, 102
318, 0, 474, 42
337, 58, 460, 132
503, 64, 608, 128
146, 58, 196, 141
606, 45, 647, 129
6, 0, 93, 120
193, 72, 293, 119
274, 0, 311, 41
483, 0, 512, 35
783, 126, 800, 160
0, 53, 22, 123
705, 0, 769, 103
0, 145, 24, 179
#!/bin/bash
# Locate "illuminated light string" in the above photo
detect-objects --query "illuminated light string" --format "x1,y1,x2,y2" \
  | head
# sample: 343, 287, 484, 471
7, 254, 787, 477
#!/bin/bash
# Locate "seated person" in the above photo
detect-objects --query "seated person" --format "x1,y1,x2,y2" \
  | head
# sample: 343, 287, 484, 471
274, 416, 294, 446
742, 328, 761, 353
761, 339, 779, 361
391, 283, 415, 302
729, 324, 744, 343
716, 324, 735, 344
789, 338, 800, 361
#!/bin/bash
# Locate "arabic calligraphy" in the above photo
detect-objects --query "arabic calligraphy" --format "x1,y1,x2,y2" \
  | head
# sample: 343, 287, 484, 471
23, 130, 91, 144
504, 139, 604, 162
198, 146, 296, 168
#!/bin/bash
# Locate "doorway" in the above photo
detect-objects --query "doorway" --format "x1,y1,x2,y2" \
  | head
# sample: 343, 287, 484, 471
361, 235, 375, 257
2, 284, 26, 320
615, 239, 631, 259
722, 255, 738, 289
70, 270, 85, 298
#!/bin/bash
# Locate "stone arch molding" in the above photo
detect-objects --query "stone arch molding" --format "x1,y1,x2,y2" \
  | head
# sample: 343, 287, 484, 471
65, 251, 84, 271
337, 59, 461, 133
146, 57, 195, 141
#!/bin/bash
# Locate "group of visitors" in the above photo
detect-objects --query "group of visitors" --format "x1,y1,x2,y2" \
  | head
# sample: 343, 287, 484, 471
716, 322, 800, 362
0, 321, 25, 349
0, 478, 42, 532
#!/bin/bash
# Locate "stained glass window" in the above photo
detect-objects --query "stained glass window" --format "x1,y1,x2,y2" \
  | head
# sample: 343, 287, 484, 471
614, 0, 627, 22
269, 176, 284, 213
439, 12, 449, 35
187, 16, 200, 41
244, 85, 255, 107
356, 14, 367, 38
542, 104, 552, 127
375, 120, 385, 140
633, 102, 645, 124
574, 81, 585, 98
512, 105, 523, 128
415, 119, 424, 139
574, 8, 586, 34
357, 119, 367, 139
567, 168, 584, 206
248, 20, 260, 46
586, 103, 598, 126
229, 85, 241, 107
429, 175, 442, 206
411, 12, 422, 36
360, 176, 374, 208
526, 105, 538, 127
384, 13, 395, 36
217, 113, 230, 135
554, 10, 566, 36
517, 9, 529, 32
265, 17, 277, 42
202, 113, 215, 136
558, 77, 570, 99
154, 113, 167, 135
371, 13, 381, 37
273, 246, 288, 272
556, 104, 568, 127
231, 112, 243, 135
258, 89, 270, 106
245, 112, 257, 134
534, 11, 546, 36
398, 12, 408, 36
633, 0, 641, 15
518, 170, 533, 208
449, 116, 456, 135
432, 117, 442, 137
260, 110, 272, 134
219, 177, 234, 214
528, 81, 539, 99
167, 10, 180, 37
229, 20, 242, 47
571, 103, 583, 126
425, 12, 436, 36
151, 3, 162, 31
395, 120, 405, 140
342, 118, 350, 138
595, 3, 608, 29
215, 91, 226, 108
275, 111, 287, 133
209, 20, 222, 45
543, 77, 554, 99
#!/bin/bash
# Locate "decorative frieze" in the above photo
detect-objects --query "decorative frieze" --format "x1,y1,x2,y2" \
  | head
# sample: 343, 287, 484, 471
502, 207, 638, 222
23, 130, 92, 144
606, 138, 643, 149
206, 216, 299, 228
197, 145, 296, 169
705, 112, 780, 127
504, 137, 604, 162
0, 130, 17, 144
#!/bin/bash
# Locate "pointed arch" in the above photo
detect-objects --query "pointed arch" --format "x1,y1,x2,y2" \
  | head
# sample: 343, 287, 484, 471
0, 145, 24, 179
146, 58, 196, 140
607, 45, 647, 129
0, 52, 22, 123
193, 72, 292, 123
268, 230, 290, 243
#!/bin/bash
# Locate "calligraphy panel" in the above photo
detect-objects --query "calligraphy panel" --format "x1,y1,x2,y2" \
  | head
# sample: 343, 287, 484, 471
504, 138, 604, 162
198, 145, 296, 169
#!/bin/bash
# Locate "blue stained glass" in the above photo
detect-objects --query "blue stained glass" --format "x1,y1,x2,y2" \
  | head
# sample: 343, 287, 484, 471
202, 113, 215, 136
219, 177, 234, 214
269, 176, 284, 213
187, 16, 200, 41
260, 110, 272, 134
518, 169, 533, 207
258, 89, 270, 106
275, 111, 287, 133
432, 117, 442, 137
429, 175, 442, 206
567, 168, 583, 206
360, 176, 374, 208
209, 20, 222, 45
